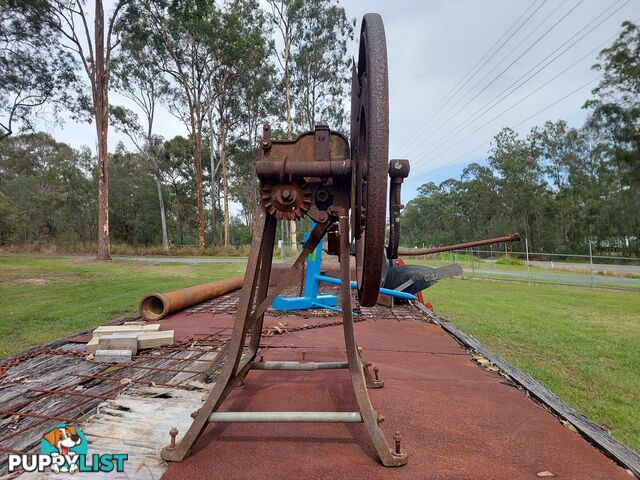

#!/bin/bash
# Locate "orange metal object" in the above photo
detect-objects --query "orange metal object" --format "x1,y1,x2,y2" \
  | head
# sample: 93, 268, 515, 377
139, 275, 245, 321
397, 233, 522, 256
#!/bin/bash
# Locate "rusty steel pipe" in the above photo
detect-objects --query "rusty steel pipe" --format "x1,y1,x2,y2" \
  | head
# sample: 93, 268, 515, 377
255, 160, 352, 180
139, 275, 245, 321
398, 233, 522, 256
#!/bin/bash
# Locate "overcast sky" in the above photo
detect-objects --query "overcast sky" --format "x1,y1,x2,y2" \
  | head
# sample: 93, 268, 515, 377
39, 0, 638, 205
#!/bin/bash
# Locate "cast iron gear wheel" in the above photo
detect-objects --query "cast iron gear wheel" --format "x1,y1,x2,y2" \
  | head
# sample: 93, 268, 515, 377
261, 182, 312, 220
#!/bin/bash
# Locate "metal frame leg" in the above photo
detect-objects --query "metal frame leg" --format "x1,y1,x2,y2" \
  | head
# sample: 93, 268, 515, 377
337, 212, 408, 466
161, 216, 328, 461
161, 213, 407, 467
161, 212, 273, 462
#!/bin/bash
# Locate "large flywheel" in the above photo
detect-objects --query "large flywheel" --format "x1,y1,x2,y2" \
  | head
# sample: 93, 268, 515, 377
351, 13, 389, 307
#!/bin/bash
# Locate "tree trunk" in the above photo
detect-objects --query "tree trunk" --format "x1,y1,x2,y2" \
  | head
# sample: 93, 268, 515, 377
284, 37, 293, 139
220, 123, 230, 247
283, 44, 298, 250
155, 173, 169, 250
209, 111, 218, 244
193, 131, 206, 248
94, 0, 111, 261
290, 219, 297, 248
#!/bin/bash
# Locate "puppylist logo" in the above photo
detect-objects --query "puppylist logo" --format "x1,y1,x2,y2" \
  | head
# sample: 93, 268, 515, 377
8, 424, 128, 474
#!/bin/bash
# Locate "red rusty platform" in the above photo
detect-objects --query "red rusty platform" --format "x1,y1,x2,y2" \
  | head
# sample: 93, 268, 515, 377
161, 309, 630, 480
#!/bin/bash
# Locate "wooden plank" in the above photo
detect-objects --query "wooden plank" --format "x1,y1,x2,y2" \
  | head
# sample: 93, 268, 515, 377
97, 333, 139, 355
93, 324, 160, 334
94, 350, 132, 364
414, 301, 640, 478
137, 331, 174, 349
18, 386, 209, 479
85, 337, 99, 352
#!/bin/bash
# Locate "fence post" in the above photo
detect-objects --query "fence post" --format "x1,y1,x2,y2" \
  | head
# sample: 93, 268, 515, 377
525, 237, 531, 285
469, 248, 475, 278
589, 240, 594, 288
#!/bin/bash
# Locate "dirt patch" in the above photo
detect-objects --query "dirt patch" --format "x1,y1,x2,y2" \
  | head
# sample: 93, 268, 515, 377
16, 278, 48, 285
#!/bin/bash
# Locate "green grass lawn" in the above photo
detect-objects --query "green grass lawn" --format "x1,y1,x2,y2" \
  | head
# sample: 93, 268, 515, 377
425, 278, 640, 452
0, 255, 245, 356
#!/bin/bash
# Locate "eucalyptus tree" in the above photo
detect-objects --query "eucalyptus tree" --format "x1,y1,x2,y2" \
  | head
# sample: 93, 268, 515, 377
267, 0, 352, 245
31, 0, 132, 260
584, 20, 640, 255
125, 0, 225, 248
488, 127, 546, 248
110, 40, 172, 250
229, 58, 280, 234
209, 0, 271, 246
0, 0, 77, 140
290, 3, 353, 132
584, 21, 640, 187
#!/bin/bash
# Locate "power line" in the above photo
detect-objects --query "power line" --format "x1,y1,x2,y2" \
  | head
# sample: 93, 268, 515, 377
391, 0, 547, 153
394, 0, 559, 157
410, 0, 629, 165
404, 75, 601, 190
398, 0, 584, 161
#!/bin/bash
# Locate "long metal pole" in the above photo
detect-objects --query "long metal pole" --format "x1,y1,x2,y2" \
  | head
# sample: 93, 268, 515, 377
525, 237, 531, 285
470, 248, 475, 278
209, 411, 363, 423
589, 240, 594, 288
398, 233, 521, 256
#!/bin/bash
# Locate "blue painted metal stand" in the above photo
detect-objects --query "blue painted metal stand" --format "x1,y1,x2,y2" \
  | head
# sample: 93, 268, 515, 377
272, 231, 339, 312
272, 226, 416, 313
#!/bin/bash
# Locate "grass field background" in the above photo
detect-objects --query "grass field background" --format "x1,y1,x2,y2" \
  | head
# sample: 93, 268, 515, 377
0, 255, 638, 452
0, 256, 245, 355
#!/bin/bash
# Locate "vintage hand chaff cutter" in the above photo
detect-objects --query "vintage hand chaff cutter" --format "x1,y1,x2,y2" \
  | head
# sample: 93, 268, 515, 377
161, 13, 410, 467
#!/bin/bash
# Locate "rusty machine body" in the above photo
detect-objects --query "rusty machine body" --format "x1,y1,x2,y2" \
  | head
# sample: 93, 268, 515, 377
161, 13, 409, 467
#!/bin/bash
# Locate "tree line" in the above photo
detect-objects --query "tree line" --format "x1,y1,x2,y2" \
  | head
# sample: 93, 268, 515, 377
1, 3, 638, 257
403, 21, 639, 256
0, 0, 352, 258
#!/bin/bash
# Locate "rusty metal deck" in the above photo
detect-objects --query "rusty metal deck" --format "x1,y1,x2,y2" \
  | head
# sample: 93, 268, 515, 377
162, 292, 631, 480
0, 287, 634, 479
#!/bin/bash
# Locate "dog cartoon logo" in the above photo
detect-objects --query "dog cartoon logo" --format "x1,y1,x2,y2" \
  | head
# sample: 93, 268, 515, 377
41, 424, 87, 473
8, 423, 127, 474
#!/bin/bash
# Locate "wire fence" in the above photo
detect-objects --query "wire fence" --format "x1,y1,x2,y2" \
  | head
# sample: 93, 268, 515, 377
408, 242, 640, 292
277, 238, 640, 291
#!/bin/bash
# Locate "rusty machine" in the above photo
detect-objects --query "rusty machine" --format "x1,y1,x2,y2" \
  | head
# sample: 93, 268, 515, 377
160, 13, 410, 467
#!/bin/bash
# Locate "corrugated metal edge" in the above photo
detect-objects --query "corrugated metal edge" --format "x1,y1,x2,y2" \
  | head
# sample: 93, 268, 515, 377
412, 301, 640, 479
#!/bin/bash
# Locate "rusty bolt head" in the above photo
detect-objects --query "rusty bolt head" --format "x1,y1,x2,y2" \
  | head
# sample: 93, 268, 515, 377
393, 431, 402, 454
168, 427, 178, 449
377, 414, 385, 424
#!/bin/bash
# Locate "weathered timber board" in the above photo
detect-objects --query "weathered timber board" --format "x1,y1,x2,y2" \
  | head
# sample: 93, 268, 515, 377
17, 386, 208, 480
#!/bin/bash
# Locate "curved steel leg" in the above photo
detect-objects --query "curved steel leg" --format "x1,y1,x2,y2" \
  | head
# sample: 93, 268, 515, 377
161, 212, 272, 462
338, 213, 408, 467
161, 216, 328, 461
